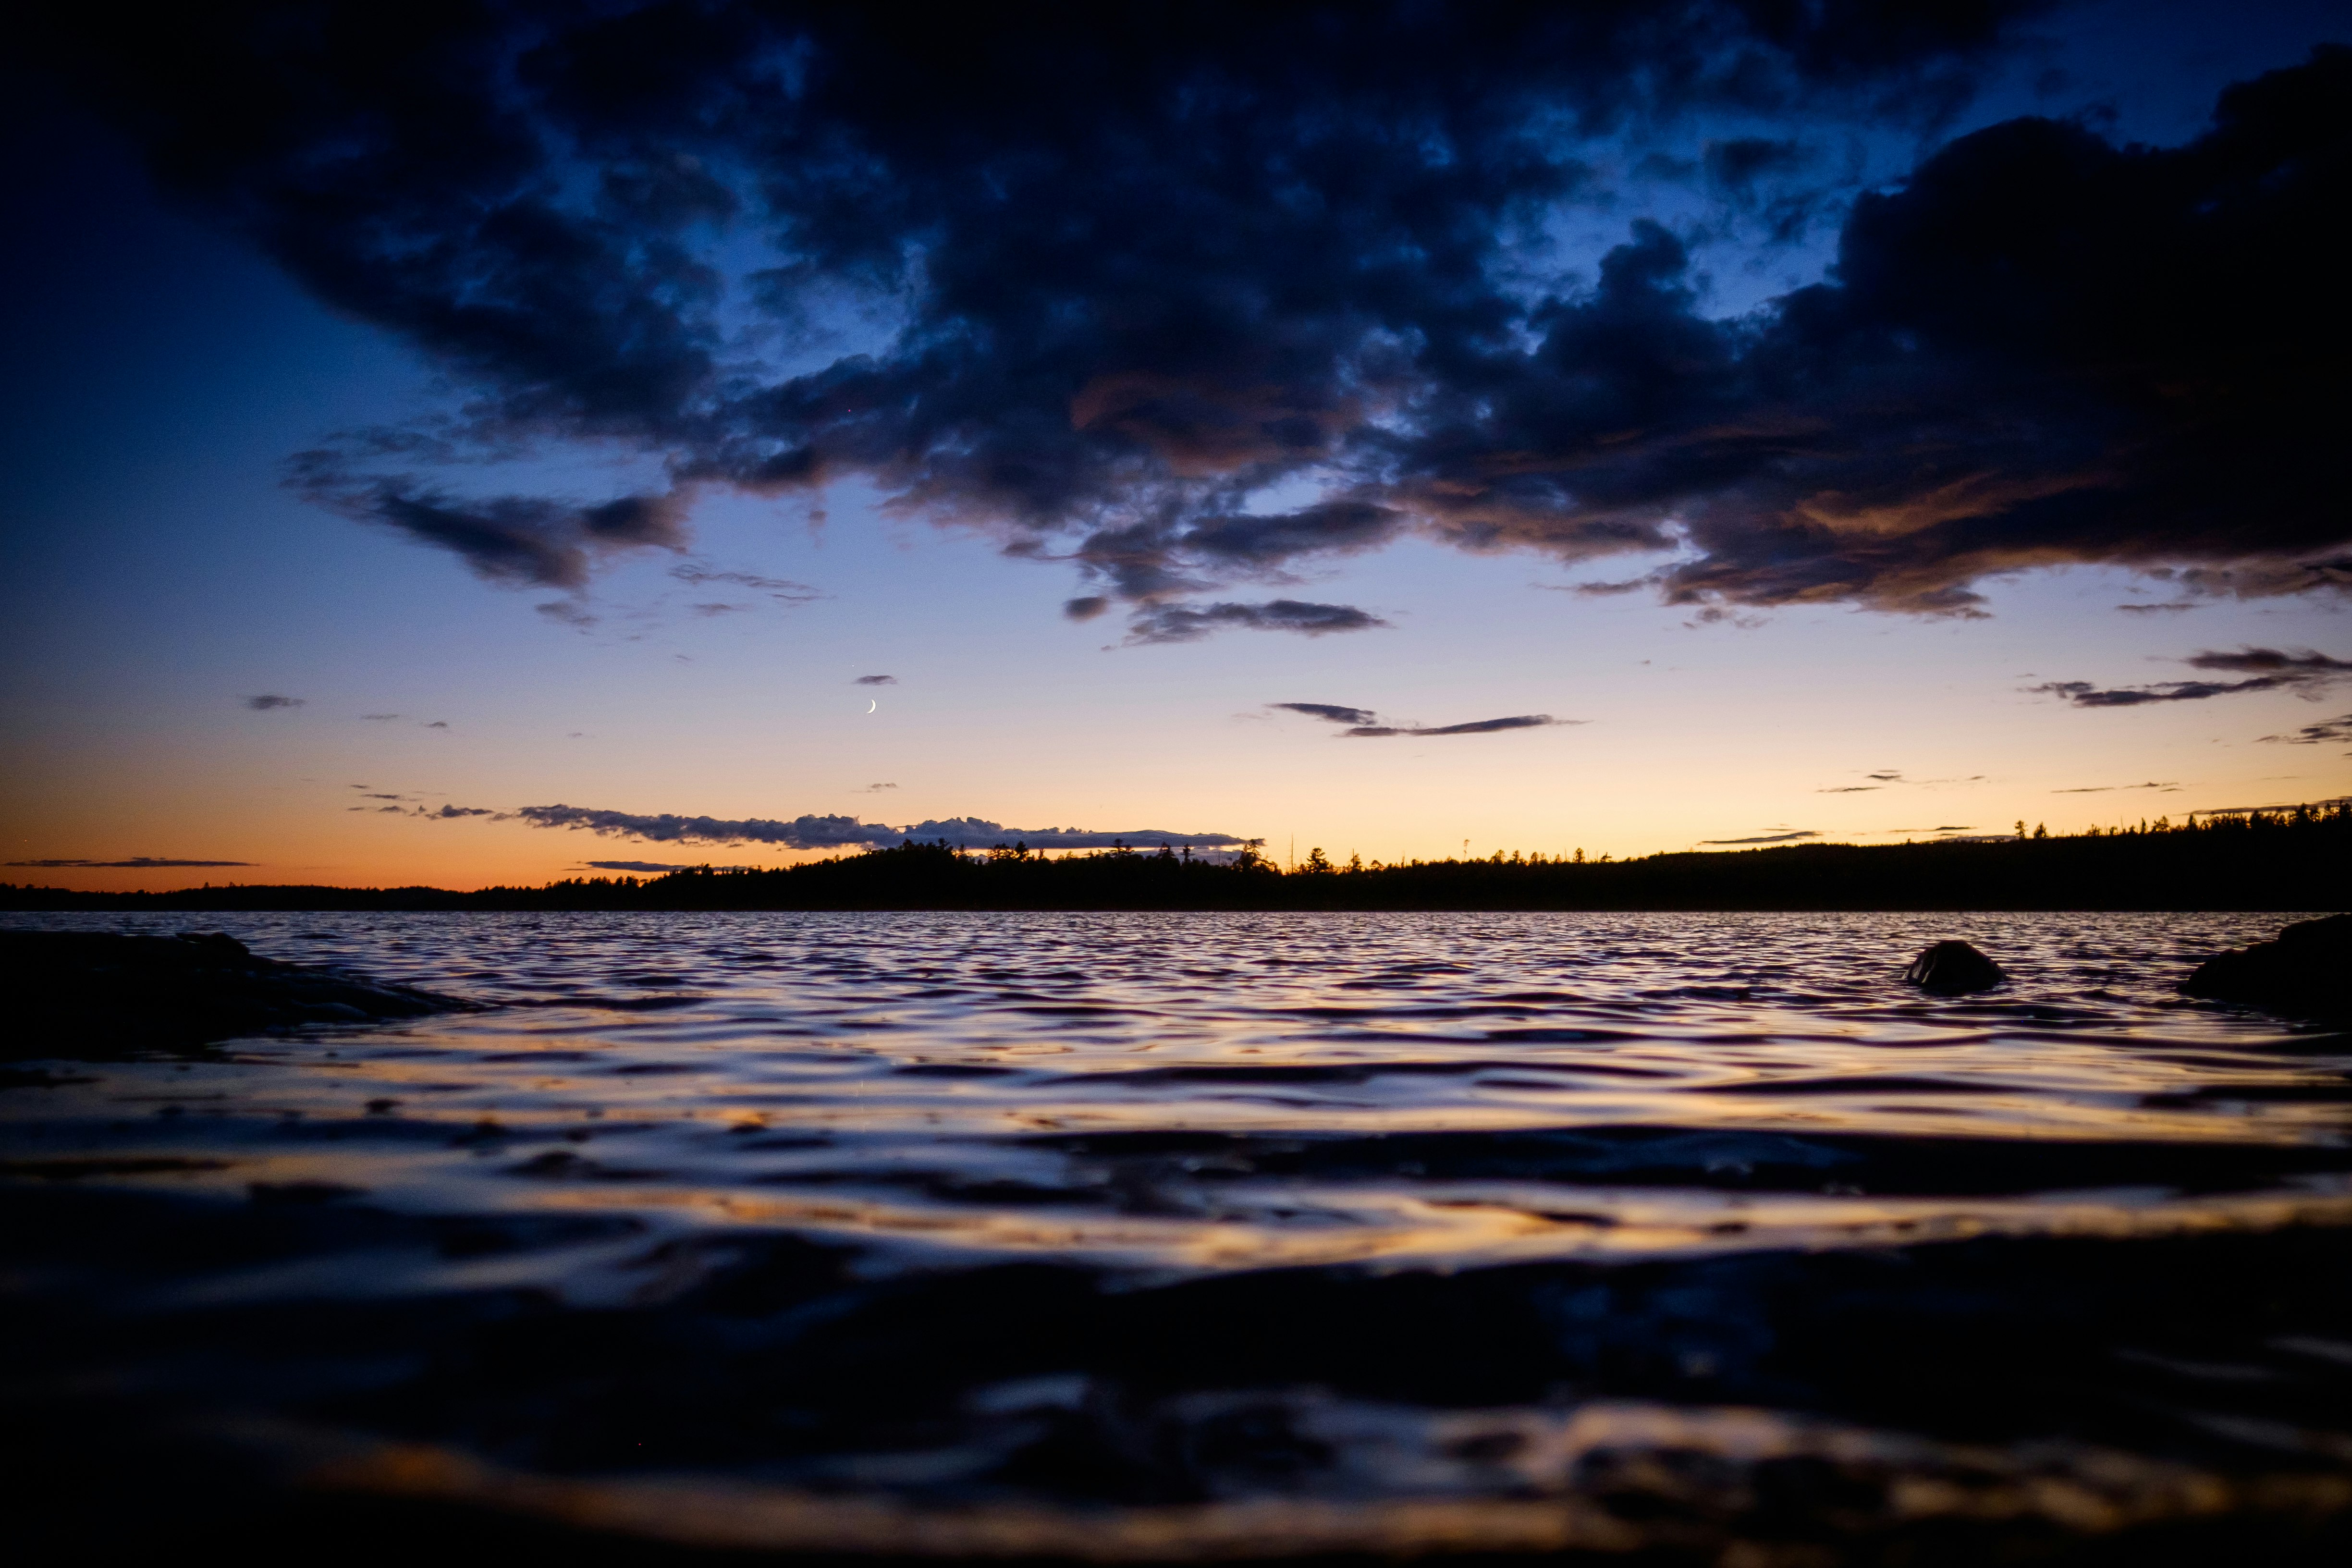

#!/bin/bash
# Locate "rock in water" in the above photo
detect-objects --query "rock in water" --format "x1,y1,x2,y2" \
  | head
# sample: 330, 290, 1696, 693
2180, 914, 2352, 1023
0, 929, 475, 1058
1905, 940, 2005, 995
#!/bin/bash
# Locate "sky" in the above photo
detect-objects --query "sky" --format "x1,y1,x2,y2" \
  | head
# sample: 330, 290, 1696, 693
3, 0, 2348, 892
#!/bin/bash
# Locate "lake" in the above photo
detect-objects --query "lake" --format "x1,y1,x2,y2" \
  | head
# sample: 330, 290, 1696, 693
7, 910, 2351, 1561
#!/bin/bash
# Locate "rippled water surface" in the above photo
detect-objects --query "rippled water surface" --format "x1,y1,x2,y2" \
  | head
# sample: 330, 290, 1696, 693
8, 910, 2352, 1559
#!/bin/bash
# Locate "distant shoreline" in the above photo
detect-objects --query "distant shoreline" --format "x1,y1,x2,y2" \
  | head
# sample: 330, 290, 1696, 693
8, 804, 2347, 913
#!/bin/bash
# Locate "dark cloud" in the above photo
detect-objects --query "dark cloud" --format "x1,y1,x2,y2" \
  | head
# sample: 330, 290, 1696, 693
670, 563, 819, 604
2030, 678, 2277, 708
1274, 703, 1381, 727
536, 600, 598, 628
1699, 830, 1822, 844
1126, 600, 1386, 645
1704, 136, 1814, 195
1345, 714, 1567, 738
1528, 50, 2352, 619
425, 721, 450, 728
1176, 502, 1406, 568
243, 694, 303, 710
2260, 712, 2352, 747
854, 782, 897, 793
7, 857, 254, 868
2051, 782, 2179, 793
583, 860, 701, 873
1700, 135, 1832, 244
2185, 648, 2352, 677
2031, 647, 2352, 708
514, 804, 889, 849
362, 712, 404, 721
1817, 785, 1880, 793
2114, 602, 2196, 614
509, 803, 1246, 852
54, 3, 2247, 635
289, 455, 693, 591
853, 674, 897, 686
1274, 702, 1570, 736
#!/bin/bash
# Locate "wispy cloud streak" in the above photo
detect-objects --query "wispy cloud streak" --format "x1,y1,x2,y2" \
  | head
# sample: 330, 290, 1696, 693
1275, 703, 1574, 738
506, 805, 1246, 851
2031, 648, 2352, 707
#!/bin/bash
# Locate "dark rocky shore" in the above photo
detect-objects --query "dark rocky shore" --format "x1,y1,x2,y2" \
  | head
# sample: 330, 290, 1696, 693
0, 929, 475, 1059
2181, 914, 2352, 1024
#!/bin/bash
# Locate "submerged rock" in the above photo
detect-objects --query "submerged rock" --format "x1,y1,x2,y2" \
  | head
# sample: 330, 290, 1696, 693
2180, 914, 2352, 1023
1904, 940, 2005, 995
0, 929, 475, 1058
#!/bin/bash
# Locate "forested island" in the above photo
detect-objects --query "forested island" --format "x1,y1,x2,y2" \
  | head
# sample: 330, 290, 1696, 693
6, 803, 2346, 912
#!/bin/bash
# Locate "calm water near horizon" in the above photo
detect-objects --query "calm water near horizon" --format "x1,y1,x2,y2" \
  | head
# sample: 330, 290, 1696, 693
9, 909, 2352, 1558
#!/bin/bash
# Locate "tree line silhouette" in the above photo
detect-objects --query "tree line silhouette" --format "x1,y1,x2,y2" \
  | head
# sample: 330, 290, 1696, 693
6, 802, 2346, 912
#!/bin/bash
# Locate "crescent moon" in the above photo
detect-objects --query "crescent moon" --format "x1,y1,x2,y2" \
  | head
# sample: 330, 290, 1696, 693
867, 699, 877, 713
